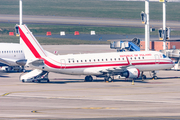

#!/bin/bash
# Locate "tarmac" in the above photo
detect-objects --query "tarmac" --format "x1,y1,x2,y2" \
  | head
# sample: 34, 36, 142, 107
1, 45, 180, 120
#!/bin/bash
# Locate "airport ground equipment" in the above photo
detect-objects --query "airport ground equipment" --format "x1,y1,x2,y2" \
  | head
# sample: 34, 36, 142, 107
20, 69, 49, 83
110, 38, 140, 52
160, 49, 180, 70
1, 66, 24, 72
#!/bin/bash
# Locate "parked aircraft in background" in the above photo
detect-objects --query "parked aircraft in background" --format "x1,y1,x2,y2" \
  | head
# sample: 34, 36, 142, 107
19, 24, 174, 83
0, 43, 26, 72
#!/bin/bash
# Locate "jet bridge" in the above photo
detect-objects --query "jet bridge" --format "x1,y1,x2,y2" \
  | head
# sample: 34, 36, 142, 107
160, 49, 180, 70
110, 38, 141, 52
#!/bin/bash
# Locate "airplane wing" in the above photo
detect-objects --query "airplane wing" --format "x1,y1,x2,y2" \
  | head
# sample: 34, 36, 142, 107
100, 65, 131, 73
0, 58, 18, 66
0, 58, 27, 66
99, 56, 134, 74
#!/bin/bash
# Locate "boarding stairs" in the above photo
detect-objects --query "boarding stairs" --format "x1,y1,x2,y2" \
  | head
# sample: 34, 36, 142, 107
19, 69, 49, 83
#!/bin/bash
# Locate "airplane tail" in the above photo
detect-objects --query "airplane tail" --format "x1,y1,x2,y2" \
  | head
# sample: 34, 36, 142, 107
18, 25, 47, 60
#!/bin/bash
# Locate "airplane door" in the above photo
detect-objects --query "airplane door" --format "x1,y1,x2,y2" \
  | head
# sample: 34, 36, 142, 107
155, 54, 159, 64
60, 59, 66, 69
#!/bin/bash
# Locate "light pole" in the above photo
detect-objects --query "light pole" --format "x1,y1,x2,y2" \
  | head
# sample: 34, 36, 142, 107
145, 0, 150, 51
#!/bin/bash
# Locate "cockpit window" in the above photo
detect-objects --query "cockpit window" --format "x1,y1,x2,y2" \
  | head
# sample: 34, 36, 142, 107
163, 54, 167, 58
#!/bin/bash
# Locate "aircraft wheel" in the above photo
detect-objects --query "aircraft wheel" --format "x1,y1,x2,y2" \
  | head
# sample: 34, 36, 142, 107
84, 76, 89, 82
84, 76, 93, 82
142, 75, 146, 80
104, 77, 113, 82
47, 79, 50, 83
22, 79, 25, 83
108, 77, 113, 82
153, 76, 158, 80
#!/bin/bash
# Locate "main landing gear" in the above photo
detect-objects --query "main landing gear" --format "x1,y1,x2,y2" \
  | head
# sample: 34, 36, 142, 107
152, 71, 158, 80
84, 75, 93, 82
104, 76, 114, 82
84, 75, 114, 82
141, 72, 147, 80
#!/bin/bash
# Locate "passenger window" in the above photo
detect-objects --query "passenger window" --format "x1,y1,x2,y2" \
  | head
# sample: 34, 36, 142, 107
102, 59, 103, 61
106, 59, 108, 61
114, 58, 116, 61
118, 58, 120, 60
81, 60, 83, 62
122, 58, 124, 60
142, 57, 144, 59
77, 60, 79, 63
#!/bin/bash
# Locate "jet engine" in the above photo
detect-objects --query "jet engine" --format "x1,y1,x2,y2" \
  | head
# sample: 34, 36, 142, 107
121, 68, 140, 78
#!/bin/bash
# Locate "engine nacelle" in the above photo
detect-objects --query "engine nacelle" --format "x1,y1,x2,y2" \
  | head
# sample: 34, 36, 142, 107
121, 68, 140, 78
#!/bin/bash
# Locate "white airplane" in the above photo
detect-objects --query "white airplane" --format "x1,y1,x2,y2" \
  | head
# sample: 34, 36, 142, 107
19, 24, 174, 83
0, 43, 26, 72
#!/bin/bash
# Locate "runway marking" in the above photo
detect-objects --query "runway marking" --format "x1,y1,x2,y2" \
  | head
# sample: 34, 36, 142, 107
1, 92, 12, 96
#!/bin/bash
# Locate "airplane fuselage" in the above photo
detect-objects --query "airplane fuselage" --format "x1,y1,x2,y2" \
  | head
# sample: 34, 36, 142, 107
0, 43, 25, 66
30, 51, 173, 76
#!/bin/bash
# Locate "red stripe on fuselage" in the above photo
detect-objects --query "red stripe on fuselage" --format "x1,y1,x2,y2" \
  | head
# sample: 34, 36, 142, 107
44, 59, 61, 69
19, 26, 41, 58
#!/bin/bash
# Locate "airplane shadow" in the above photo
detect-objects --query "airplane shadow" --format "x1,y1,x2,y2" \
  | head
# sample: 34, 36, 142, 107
42, 78, 149, 84
0, 75, 9, 78
41, 76, 180, 84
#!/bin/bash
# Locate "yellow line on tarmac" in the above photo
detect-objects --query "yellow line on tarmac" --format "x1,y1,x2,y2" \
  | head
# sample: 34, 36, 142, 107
1, 92, 12, 96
